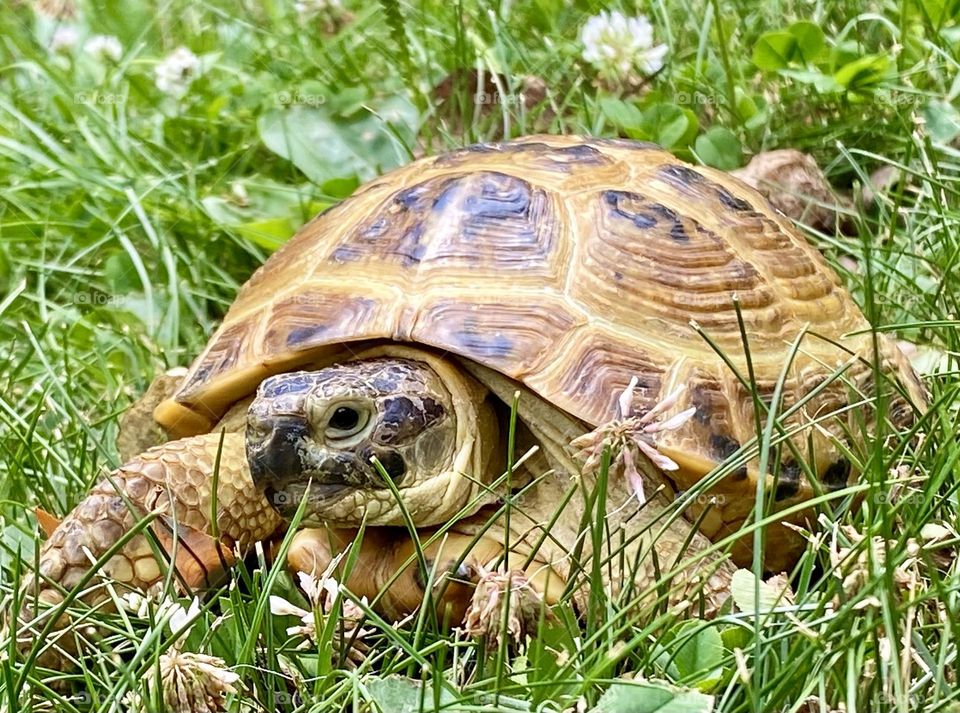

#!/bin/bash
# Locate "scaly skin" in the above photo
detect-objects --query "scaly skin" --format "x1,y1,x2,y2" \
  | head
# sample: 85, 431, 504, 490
18, 432, 281, 667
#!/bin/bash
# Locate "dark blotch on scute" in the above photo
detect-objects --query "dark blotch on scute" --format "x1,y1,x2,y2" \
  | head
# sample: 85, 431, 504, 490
286, 324, 330, 348
649, 203, 688, 242
604, 190, 656, 229
657, 164, 754, 212
710, 434, 740, 460
775, 461, 802, 500
590, 137, 660, 151
458, 173, 533, 224
690, 385, 713, 425
659, 164, 705, 187
603, 190, 689, 241
451, 324, 514, 360
822, 459, 851, 490
710, 434, 747, 480
717, 188, 752, 212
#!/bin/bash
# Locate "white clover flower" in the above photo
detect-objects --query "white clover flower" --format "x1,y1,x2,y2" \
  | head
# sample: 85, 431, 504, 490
49, 26, 79, 53
580, 11, 668, 83
295, 0, 342, 23
121, 591, 153, 618
166, 597, 202, 643
83, 34, 123, 62
155, 46, 202, 99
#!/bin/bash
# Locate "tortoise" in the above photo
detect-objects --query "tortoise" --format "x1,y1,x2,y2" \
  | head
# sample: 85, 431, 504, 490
22, 135, 927, 660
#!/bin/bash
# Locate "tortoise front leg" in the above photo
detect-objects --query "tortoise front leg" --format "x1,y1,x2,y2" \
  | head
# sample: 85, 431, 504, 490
17, 432, 281, 667
286, 527, 565, 626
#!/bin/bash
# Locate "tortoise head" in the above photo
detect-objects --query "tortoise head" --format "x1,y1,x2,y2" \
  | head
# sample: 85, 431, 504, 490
246, 356, 487, 525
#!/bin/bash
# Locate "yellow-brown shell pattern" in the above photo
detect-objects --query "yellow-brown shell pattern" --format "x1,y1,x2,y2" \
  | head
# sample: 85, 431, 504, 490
158, 135, 927, 519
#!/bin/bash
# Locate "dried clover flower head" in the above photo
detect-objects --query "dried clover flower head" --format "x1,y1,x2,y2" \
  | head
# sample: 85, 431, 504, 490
34, 0, 77, 19
571, 377, 696, 503
830, 524, 916, 604
125, 650, 240, 713
156, 650, 240, 713
461, 567, 550, 651
270, 570, 372, 666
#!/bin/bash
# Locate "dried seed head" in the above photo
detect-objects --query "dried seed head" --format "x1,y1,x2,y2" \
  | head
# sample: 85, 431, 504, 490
131, 650, 240, 713
461, 567, 550, 651
572, 380, 696, 503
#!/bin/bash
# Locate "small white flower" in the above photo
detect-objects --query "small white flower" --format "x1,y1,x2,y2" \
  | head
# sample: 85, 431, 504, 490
155, 46, 202, 99
49, 26, 79, 54
229, 181, 250, 207
166, 597, 202, 642
580, 11, 668, 83
295, 0, 342, 22
83, 34, 123, 62
121, 591, 153, 618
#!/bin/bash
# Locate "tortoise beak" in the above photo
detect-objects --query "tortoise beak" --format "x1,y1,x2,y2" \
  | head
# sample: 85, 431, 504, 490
247, 415, 309, 484
247, 412, 364, 518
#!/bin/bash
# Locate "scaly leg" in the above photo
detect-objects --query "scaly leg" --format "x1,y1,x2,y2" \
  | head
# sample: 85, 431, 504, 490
17, 432, 281, 668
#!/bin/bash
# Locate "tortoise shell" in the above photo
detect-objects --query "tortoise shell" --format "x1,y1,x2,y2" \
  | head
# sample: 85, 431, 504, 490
156, 134, 926, 529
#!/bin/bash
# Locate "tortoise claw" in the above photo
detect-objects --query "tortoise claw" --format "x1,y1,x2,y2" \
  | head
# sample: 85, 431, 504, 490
150, 516, 236, 591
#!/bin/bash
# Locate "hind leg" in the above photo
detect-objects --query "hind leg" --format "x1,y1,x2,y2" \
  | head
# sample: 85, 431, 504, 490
116, 367, 187, 462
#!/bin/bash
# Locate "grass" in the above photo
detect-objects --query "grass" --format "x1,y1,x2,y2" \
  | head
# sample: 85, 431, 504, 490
1, 0, 959, 711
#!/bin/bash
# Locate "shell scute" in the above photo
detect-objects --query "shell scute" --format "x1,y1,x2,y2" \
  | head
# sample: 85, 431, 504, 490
331, 171, 560, 273
433, 140, 614, 171
411, 295, 581, 378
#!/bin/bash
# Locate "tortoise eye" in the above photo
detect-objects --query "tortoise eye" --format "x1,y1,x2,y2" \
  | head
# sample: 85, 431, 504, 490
325, 405, 369, 441
330, 406, 359, 430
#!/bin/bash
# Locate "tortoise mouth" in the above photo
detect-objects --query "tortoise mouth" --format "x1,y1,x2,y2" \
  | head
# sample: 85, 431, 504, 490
262, 482, 356, 521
